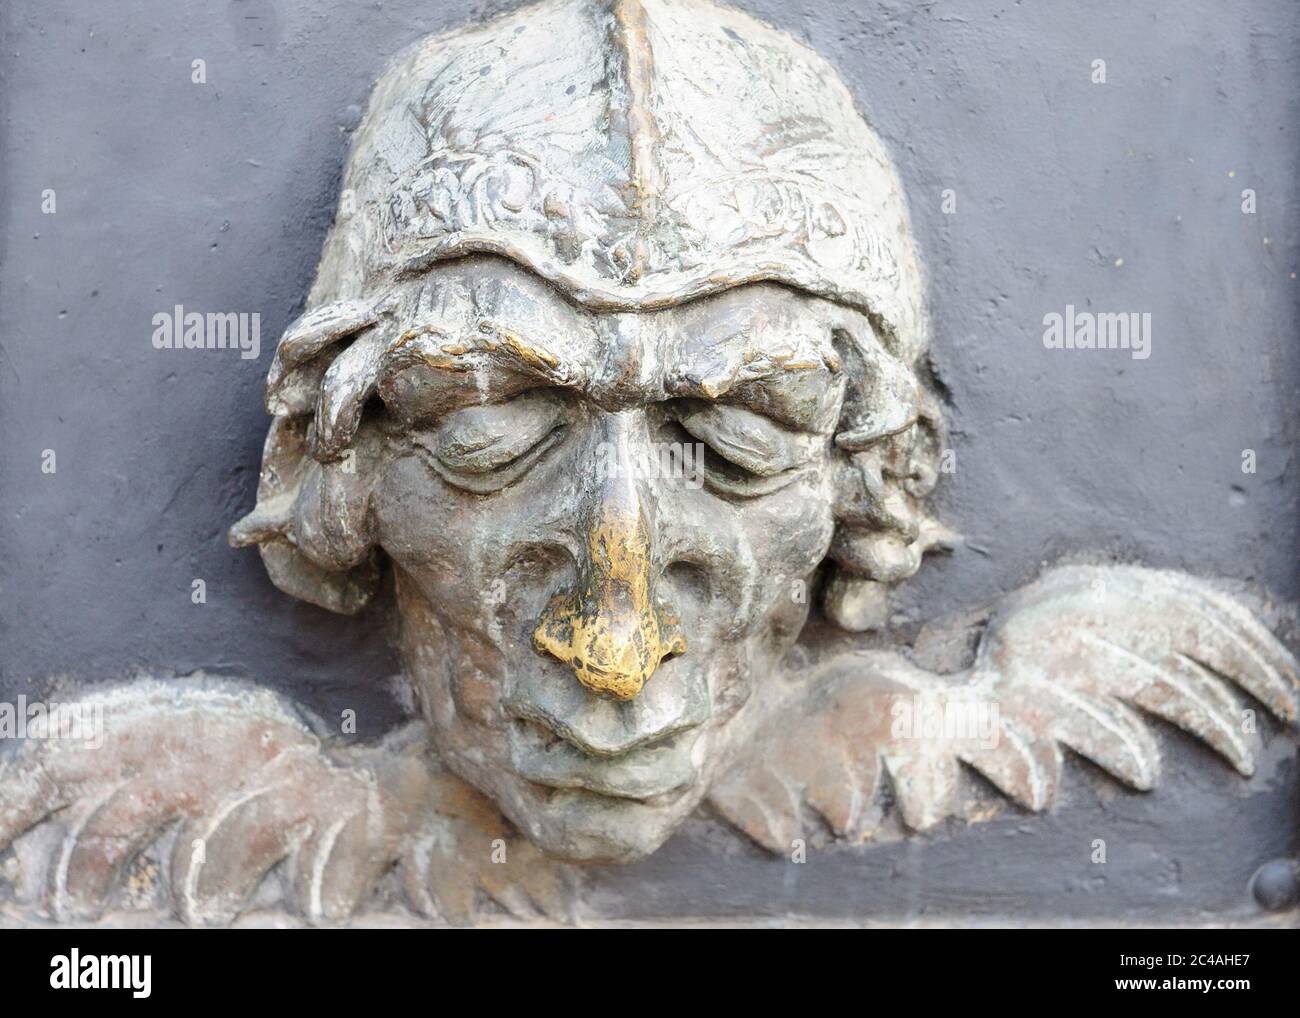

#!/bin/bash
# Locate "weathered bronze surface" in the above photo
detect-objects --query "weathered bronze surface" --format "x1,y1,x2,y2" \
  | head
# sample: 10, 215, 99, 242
1, 0, 1295, 927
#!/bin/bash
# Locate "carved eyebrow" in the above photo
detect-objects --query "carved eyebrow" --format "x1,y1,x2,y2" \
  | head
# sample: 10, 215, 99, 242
670, 355, 841, 433
255, 293, 396, 461
474, 320, 568, 375
267, 285, 853, 459
360, 308, 606, 440
375, 316, 586, 409
830, 334, 922, 451
259, 290, 588, 463
383, 317, 571, 375
667, 302, 845, 430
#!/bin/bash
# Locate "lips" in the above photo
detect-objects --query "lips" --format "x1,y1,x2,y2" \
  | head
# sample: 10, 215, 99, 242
507, 718, 700, 801
501, 637, 713, 801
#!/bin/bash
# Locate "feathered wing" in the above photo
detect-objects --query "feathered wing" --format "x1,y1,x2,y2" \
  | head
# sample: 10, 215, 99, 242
709, 565, 1300, 853
0, 678, 576, 925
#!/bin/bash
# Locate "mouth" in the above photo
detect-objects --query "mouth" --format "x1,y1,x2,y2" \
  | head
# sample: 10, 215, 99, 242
507, 718, 700, 802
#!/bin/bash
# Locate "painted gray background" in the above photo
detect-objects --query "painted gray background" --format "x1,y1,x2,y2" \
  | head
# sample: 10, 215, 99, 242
1, 0, 1296, 921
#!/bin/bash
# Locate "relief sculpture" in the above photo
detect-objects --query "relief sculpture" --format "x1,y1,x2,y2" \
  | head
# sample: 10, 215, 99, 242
2, 0, 1295, 926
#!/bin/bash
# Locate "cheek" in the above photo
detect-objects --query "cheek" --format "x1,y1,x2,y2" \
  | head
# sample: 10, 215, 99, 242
394, 572, 509, 735
751, 481, 833, 628
722, 481, 833, 667
373, 458, 449, 559
372, 456, 504, 616
380, 459, 545, 728
664, 476, 833, 635
741, 475, 836, 582
372, 455, 577, 637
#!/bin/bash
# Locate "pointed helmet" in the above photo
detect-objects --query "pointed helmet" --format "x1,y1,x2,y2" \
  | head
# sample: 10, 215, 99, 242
309, 0, 927, 358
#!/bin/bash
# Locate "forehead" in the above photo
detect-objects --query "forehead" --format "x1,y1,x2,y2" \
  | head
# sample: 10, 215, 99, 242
377, 259, 877, 431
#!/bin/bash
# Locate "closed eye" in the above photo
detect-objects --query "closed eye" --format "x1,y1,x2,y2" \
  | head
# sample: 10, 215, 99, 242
411, 389, 569, 492
667, 400, 816, 498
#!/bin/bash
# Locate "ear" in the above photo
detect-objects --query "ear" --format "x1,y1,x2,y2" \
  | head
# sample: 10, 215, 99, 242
822, 329, 956, 631
231, 415, 382, 614
230, 298, 392, 614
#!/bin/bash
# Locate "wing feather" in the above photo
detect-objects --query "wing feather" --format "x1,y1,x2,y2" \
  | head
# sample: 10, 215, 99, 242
711, 565, 1298, 852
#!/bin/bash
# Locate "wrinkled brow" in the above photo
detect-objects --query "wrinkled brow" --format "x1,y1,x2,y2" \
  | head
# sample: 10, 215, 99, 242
374, 288, 855, 433
665, 307, 846, 433
373, 280, 597, 423
279, 270, 883, 459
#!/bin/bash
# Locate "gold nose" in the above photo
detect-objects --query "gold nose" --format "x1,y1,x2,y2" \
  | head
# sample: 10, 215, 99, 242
532, 504, 686, 701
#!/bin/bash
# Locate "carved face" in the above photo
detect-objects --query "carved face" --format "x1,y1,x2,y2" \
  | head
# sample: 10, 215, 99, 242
334, 258, 911, 860
235, 251, 944, 862
234, 0, 947, 865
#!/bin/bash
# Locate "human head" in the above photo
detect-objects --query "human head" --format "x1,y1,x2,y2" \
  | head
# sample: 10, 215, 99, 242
232, 0, 947, 860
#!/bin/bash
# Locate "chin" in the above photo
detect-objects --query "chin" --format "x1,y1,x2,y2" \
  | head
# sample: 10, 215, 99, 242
498, 775, 707, 864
